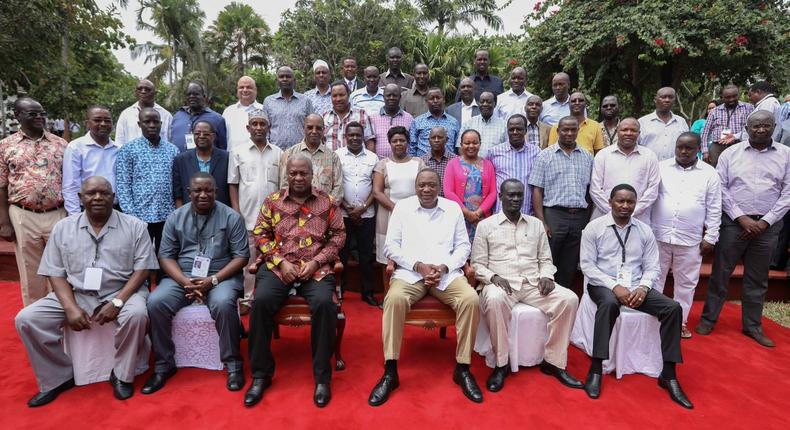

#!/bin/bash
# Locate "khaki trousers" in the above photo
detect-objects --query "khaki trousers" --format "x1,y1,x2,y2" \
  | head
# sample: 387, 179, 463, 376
8, 205, 66, 306
480, 282, 578, 369
383, 276, 479, 364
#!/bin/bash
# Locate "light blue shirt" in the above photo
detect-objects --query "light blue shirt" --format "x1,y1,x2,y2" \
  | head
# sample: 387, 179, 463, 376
539, 96, 571, 126
457, 115, 507, 158
350, 87, 385, 116
115, 136, 179, 223
409, 112, 460, 157
62, 133, 121, 215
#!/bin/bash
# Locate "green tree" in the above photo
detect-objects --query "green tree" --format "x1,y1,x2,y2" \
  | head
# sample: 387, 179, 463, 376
206, 2, 272, 76
522, 0, 790, 118
273, 0, 421, 89
415, 0, 509, 37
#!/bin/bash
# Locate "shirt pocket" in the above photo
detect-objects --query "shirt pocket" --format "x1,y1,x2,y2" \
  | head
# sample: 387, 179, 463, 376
240, 162, 257, 183
266, 163, 280, 185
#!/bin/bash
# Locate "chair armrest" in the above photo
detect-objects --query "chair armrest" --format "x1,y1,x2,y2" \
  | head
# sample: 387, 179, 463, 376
333, 260, 344, 303
247, 253, 265, 275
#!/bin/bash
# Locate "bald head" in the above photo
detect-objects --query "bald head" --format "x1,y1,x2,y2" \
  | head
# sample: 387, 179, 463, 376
237, 75, 257, 105
551, 72, 570, 100
459, 77, 475, 103
655, 87, 677, 113
81, 176, 112, 194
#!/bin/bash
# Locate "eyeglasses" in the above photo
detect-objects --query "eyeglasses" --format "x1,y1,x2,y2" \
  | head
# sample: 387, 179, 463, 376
22, 111, 47, 117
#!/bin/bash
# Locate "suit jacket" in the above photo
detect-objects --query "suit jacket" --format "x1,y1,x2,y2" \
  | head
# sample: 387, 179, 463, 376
537, 121, 552, 149
446, 102, 481, 128
172, 148, 231, 206
345, 77, 363, 92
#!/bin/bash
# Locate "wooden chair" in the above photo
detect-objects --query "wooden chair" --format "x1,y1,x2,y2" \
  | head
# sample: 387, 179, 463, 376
248, 256, 346, 371
384, 259, 477, 339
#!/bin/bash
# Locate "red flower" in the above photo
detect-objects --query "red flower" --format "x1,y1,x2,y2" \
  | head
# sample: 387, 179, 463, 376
758, 2, 767, 10
533, 1, 542, 12
761, 19, 770, 25
655, 38, 666, 47
508, 59, 518, 66
673, 47, 683, 55
735, 35, 749, 46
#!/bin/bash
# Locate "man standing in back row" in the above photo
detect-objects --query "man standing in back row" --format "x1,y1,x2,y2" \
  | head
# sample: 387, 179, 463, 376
638, 87, 689, 161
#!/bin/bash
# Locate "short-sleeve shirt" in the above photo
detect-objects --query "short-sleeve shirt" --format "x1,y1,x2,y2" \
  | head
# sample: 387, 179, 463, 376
371, 108, 414, 159
336, 147, 378, 218
159, 202, 249, 276
0, 130, 68, 211
227, 141, 283, 230
263, 90, 314, 150
528, 144, 593, 209
322, 108, 376, 151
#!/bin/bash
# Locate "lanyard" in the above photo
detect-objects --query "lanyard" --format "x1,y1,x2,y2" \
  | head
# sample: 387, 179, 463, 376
725, 107, 735, 128
611, 225, 632, 263
90, 234, 104, 267
192, 208, 215, 254
604, 123, 618, 144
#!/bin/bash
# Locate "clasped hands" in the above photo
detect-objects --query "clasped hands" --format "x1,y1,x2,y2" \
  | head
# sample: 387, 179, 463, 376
613, 285, 648, 308
184, 277, 214, 303
737, 216, 769, 240
492, 275, 554, 296
65, 302, 120, 331
414, 262, 448, 288
279, 259, 320, 284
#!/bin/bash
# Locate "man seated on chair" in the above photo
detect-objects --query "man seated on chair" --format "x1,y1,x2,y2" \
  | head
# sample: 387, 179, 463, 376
579, 183, 692, 409
16, 176, 157, 406
472, 179, 582, 393
144, 172, 249, 395
369, 168, 482, 406
245, 155, 345, 408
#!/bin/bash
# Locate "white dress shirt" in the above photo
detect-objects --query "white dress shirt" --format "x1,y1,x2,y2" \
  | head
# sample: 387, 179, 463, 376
580, 213, 661, 290
590, 144, 660, 224
461, 99, 478, 126
637, 111, 690, 161
384, 196, 470, 290
115, 102, 172, 146
336, 146, 377, 218
62, 134, 121, 215
754, 94, 781, 115
651, 158, 721, 246
227, 141, 282, 231
495, 89, 534, 121
222, 100, 263, 150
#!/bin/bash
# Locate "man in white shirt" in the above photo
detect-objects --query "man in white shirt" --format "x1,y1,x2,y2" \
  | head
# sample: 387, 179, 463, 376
590, 117, 660, 224
748, 81, 781, 115
350, 66, 385, 116
227, 109, 282, 310
638, 87, 689, 161
580, 184, 692, 409
369, 169, 482, 406
336, 122, 379, 306
651, 133, 721, 338
495, 67, 533, 121
115, 79, 172, 146
446, 78, 479, 129
222, 76, 263, 150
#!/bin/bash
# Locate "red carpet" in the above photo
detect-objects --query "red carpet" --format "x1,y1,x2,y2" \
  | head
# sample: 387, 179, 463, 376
0, 280, 788, 429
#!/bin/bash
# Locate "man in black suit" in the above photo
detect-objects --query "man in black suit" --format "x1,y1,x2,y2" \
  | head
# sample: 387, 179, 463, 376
172, 120, 230, 207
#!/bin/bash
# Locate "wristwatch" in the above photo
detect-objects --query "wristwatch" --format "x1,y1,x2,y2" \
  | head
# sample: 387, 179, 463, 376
211, 275, 219, 286
111, 298, 124, 308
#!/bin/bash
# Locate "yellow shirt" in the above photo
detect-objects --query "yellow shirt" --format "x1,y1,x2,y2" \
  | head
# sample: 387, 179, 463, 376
547, 118, 605, 154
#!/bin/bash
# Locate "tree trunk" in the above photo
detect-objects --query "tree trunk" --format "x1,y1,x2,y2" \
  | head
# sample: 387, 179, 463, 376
0, 79, 6, 139
61, 25, 70, 141
236, 32, 244, 75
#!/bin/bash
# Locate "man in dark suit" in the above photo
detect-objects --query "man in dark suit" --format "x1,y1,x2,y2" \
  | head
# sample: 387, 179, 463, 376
341, 57, 363, 92
172, 120, 230, 207
447, 78, 480, 130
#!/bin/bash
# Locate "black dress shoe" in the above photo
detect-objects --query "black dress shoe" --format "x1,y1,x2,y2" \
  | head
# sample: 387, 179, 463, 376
453, 368, 483, 403
140, 369, 177, 395
695, 321, 714, 336
486, 365, 508, 392
314, 383, 331, 408
362, 295, 382, 308
369, 373, 399, 406
539, 361, 583, 389
109, 371, 134, 400
244, 377, 272, 407
742, 330, 776, 348
658, 376, 694, 409
27, 378, 75, 407
227, 371, 245, 391
584, 372, 602, 399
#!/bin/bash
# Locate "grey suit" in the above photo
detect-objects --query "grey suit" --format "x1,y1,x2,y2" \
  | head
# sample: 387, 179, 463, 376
446, 102, 480, 129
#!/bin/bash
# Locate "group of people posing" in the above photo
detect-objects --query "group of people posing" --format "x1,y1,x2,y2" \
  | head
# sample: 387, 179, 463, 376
3, 47, 789, 413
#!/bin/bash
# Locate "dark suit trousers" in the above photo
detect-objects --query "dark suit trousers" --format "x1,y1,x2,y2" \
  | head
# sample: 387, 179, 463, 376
339, 217, 375, 296
701, 215, 782, 333
544, 207, 588, 288
770, 212, 790, 269
249, 269, 337, 383
588, 285, 683, 363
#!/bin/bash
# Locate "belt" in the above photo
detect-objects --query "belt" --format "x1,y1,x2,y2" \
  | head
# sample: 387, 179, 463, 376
11, 202, 64, 213
545, 206, 586, 214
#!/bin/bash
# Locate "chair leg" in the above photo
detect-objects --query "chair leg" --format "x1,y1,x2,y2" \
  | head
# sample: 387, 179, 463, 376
335, 313, 346, 371
440, 327, 447, 339
273, 324, 280, 340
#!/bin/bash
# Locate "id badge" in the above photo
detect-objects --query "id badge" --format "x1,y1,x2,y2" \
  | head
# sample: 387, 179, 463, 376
185, 133, 196, 149
191, 255, 211, 277
616, 265, 632, 289
84, 267, 103, 291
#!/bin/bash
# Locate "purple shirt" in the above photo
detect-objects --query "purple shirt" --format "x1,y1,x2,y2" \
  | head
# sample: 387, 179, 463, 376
371, 108, 414, 159
486, 141, 540, 214
717, 140, 790, 225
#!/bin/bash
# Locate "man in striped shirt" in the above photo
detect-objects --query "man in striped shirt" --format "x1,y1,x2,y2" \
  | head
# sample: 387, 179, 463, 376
323, 81, 375, 152
487, 114, 540, 214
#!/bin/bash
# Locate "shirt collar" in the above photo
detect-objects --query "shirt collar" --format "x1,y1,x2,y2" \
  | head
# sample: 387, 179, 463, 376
282, 186, 321, 201
379, 106, 405, 117
755, 94, 775, 107
297, 140, 328, 154
276, 90, 300, 99
312, 87, 331, 96
18, 130, 58, 143
668, 158, 701, 170
412, 197, 450, 213
78, 210, 120, 236
340, 146, 369, 157
247, 140, 274, 152
743, 141, 779, 152
180, 105, 210, 115
602, 212, 634, 228
551, 143, 582, 154
235, 100, 261, 110
83, 132, 119, 149
614, 144, 642, 155
384, 69, 405, 79
462, 99, 478, 108
495, 211, 529, 225
648, 111, 679, 124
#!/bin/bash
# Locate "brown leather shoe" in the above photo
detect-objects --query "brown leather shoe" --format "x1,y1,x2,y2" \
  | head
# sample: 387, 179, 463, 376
743, 330, 775, 348
694, 321, 713, 336
681, 325, 692, 339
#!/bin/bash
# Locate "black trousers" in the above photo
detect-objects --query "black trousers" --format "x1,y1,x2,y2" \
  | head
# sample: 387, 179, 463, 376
588, 285, 683, 363
771, 212, 790, 269
146, 221, 165, 254
339, 217, 375, 296
249, 268, 337, 383
544, 207, 588, 288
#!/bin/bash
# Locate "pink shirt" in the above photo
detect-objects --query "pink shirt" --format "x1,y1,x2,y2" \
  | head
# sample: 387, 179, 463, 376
442, 157, 497, 216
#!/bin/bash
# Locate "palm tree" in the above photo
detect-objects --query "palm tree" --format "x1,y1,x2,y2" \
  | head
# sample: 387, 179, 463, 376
132, 0, 206, 84
206, 2, 272, 76
415, 0, 508, 36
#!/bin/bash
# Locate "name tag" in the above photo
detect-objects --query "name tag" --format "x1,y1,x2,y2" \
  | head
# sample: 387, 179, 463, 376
185, 133, 196, 149
83, 267, 103, 291
617, 265, 632, 289
191, 256, 211, 278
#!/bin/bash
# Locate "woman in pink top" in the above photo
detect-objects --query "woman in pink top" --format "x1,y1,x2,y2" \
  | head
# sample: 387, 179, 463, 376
443, 129, 497, 241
